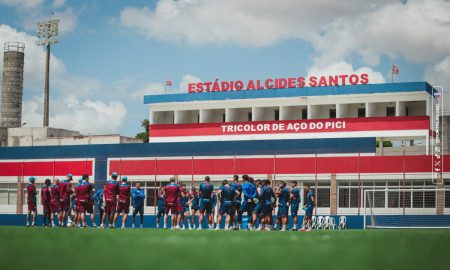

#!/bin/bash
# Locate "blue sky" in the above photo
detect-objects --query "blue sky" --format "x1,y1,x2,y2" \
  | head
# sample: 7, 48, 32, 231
0, 0, 449, 136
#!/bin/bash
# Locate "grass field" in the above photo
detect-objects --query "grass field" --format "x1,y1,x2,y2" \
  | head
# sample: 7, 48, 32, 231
0, 227, 449, 270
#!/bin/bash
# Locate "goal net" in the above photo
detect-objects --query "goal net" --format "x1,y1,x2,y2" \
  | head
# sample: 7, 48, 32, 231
363, 188, 450, 229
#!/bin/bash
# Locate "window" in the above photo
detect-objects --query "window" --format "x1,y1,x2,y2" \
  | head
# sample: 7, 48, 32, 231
0, 183, 18, 205
386, 107, 395, 116
362, 180, 437, 209
358, 108, 365, 118
222, 113, 226, 122
329, 109, 336, 119
274, 110, 279, 121
338, 181, 359, 208
248, 112, 252, 121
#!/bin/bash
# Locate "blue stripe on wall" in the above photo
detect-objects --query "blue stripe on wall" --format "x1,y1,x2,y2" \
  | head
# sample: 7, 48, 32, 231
0, 137, 375, 160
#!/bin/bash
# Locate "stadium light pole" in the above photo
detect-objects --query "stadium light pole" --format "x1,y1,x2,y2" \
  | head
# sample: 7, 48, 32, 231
36, 16, 59, 127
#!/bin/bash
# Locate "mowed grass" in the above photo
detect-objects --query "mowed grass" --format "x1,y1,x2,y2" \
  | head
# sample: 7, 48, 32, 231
0, 227, 449, 270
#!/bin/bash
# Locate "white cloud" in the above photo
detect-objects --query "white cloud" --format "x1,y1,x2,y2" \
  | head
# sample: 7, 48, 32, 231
127, 74, 202, 100
119, 0, 393, 47
310, 0, 450, 67
129, 82, 165, 100
21, 6, 79, 34
1, 0, 78, 34
0, 0, 43, 9
0, 24, 66, 95
307, 61, 386, 84
179, 74, 201, 93
1, 24, 128, 134
22, 95, 127, 134
51, 0, 65, 8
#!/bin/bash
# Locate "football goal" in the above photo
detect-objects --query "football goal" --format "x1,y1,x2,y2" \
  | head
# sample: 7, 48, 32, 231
363, 188, 450, 229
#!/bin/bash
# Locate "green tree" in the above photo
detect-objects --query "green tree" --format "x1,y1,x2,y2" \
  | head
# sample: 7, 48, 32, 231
135, 119, 149, 143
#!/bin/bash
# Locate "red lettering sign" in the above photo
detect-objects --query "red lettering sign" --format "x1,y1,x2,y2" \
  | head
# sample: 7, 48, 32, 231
187, 74, 370, 93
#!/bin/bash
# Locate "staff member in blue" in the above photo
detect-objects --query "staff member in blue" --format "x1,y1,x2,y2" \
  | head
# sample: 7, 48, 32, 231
93, 184, 106, 226
132, 182, 146, 228
300, 183, 315, 232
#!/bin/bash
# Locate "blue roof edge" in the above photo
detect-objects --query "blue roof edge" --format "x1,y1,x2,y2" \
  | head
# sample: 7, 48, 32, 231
143, 81, 433, 105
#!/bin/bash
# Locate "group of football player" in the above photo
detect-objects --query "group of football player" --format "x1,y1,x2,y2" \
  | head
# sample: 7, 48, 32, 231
25, 172, 315, 231
25, 172, 146, 229
157, 175, 316, 231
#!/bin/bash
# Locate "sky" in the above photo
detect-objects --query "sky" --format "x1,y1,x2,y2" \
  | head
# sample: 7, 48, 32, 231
0, 0, 449, 137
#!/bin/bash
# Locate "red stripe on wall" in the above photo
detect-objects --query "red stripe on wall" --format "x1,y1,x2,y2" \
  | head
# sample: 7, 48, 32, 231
108, 155, 450, 176
150, 116, 430, 137
0, 161, 93, 177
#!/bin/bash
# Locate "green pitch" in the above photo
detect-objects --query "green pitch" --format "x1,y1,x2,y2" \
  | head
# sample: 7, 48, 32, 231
0, 227, 449, 270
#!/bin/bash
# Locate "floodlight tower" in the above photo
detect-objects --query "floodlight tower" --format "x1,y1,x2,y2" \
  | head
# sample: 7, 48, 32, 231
36, 17, 59, 127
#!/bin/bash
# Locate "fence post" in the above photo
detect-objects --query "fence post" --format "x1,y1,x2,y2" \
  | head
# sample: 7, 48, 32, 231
191, 156, 194, 189
314, 153, 318, 216
154, 158, 157, 215
358, 152, 361, 215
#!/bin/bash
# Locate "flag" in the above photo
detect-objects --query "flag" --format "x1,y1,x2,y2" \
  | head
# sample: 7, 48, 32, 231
392, 65, 400, 75
165, 79, 172, 86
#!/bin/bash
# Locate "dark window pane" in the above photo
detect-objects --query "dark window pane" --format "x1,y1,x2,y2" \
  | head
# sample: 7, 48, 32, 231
386, 107, 395, 116
358, 108, 365, 118
317, 188, 330, 207
350, 188, 359, 208
388, 191, 400, 208
445, 191, 450, 208
400, 191, 411, 208
412, 191, 424, 208
302, 108, 307, 120
373, 191, 385, 208
339, 188, 349, 207
424, 191, 435, 208
329, 109, 336, 119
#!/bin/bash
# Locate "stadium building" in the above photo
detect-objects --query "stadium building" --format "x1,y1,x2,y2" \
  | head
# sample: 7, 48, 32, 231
0, 80, 449, 228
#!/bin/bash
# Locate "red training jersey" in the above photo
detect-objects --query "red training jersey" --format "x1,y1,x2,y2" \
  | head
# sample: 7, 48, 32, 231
41, 185, 50, 204
165, 183, 180, 203
104, 180, 119, 201
58, 180, 71, 201
50, 184, 59, 201
27, 184, 37, 204
77, 182, 92, 202
118, 183, 131, 202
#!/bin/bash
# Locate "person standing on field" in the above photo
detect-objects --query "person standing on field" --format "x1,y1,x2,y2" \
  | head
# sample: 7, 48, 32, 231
115, 176, 131, 229
26, 177, 37, 227
289, 181, 300, 230
41, 179, 51, 227
58, 174, 73, 226
131, 182, 145, 228
101, 172, 120, 228
300, 184, 315, 232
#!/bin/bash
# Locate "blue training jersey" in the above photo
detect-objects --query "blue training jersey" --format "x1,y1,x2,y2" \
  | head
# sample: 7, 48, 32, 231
219, 185, 236, 203
242, 182, 256, 200
278, 187, 290, 205
191, 193, 199, 208
263, 186, 275, 205
230, 182, 242, 202
306, 190, 315, 206
157, 193, 165, 209
132, 188, 145, 208
93, 188, 103, 206
290, 187, 300, 204
199, 182, 214, 199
